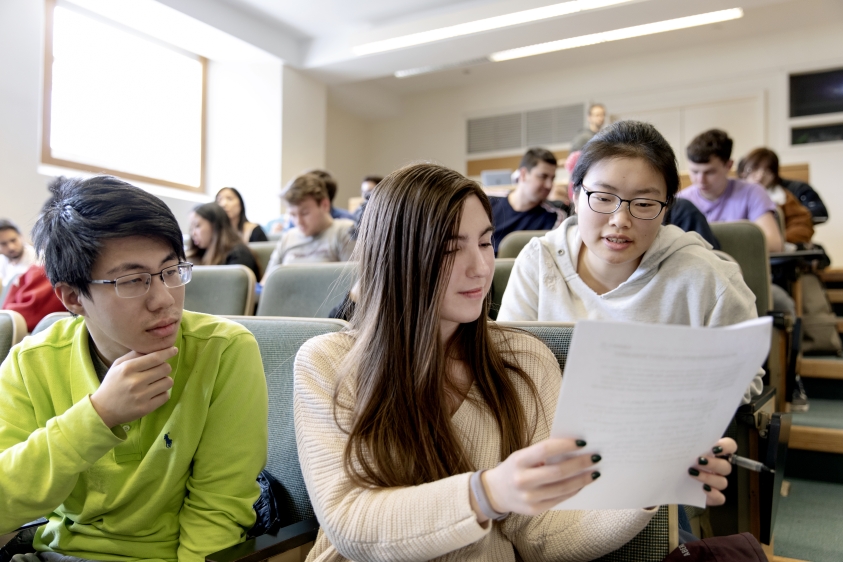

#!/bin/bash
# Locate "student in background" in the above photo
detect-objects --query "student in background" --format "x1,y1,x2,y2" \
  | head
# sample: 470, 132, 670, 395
263, 174, 355, 276
1, 262, 66, 332
779, 176, 829, 224
662, 198, 720, 250
0, 176, 266, 561
266, 170, 356, 235
352, 174, 382, 225
676, 129, 783, 253
571, 103, 606, 150
294, 162, 735, 562
215, 187, 269, 243
187, 202, 261, 279
0, 219, 37, 287
739, 148, 814, 245
489, 148, 567, 254
308, 169, 355, 221
498, 121, 761, 403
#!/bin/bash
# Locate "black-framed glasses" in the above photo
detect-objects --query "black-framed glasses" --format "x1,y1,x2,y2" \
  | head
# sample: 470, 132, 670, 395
582, 188, 668, 220
89, 262, 193, 298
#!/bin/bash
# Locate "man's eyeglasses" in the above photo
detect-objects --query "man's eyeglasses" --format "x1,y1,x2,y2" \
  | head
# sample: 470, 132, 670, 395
89, 263, 193, 299
582, 188, 668, 220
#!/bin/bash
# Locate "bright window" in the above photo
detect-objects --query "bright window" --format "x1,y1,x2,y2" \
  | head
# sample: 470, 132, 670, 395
45, 4, 205, 190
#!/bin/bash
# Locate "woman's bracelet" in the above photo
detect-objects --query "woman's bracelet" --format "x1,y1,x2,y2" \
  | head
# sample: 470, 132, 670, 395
470, 469, 510, 521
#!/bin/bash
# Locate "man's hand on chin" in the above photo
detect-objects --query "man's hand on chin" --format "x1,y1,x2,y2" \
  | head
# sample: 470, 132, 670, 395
90, 346, 179, 428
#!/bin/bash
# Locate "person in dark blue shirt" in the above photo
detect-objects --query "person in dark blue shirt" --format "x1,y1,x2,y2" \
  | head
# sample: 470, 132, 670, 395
663, 198, 720, 250
489, 148, 567, 254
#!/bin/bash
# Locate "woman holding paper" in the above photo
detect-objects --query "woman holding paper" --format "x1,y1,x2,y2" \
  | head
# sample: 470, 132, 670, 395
294, 163, 734, 562
497, 120, 762, 403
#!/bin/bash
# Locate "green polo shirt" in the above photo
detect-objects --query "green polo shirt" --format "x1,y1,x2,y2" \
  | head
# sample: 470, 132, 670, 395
0, 311, 268, 561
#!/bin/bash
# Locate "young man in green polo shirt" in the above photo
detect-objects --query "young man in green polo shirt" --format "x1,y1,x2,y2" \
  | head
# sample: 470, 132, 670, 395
0, 176, 268, 561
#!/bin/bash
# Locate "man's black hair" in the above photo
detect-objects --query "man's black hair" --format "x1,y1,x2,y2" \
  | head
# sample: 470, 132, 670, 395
519, 148, 557, 171
32, 176, 185, 297
687, 129, 733, 164
0, 219, 20, 234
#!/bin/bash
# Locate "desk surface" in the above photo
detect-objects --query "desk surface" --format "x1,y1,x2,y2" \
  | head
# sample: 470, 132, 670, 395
769, 249, 826, 260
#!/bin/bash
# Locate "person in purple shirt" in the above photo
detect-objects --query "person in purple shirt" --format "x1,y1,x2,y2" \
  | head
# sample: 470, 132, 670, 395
489, 148, 567, 254
677, 129, 782, 253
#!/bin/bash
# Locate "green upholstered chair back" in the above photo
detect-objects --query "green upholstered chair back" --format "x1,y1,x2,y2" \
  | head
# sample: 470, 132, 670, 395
226, 316, 347, 525
497, 230, 549, 259
490, 259, 515, 320
257, 262, 357, 318
710, 221, 771, 318
31, 312, 72, 335
249, 242, 277, 278
185, 265, 256, 316
498, 322, 677, 561
0, 310, 27, 362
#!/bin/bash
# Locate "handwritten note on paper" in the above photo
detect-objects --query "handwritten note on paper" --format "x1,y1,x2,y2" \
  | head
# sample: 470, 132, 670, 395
550, 317, 772, 510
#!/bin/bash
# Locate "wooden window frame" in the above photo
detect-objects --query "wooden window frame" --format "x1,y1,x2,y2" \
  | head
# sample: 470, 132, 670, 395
42, 0, 208, 193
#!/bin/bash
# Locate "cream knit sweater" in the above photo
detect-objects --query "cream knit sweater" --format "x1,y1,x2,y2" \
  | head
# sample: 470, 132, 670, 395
294, 329, 655, 562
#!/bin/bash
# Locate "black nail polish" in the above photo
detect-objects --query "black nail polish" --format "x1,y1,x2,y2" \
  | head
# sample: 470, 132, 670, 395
688, 468, 700, 476
591, 471, 601, 480
712, 446, 723, 454
698, 457, 709, 465
703, 484, 712, 492
591, 454, 602, 463
576, 439, 587, 447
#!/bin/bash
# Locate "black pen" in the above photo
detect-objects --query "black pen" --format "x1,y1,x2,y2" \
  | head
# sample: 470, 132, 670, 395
721, 454, 775, 474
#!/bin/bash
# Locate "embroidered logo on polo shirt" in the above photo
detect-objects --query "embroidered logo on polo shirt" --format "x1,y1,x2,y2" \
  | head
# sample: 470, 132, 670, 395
164, 433, 173, 448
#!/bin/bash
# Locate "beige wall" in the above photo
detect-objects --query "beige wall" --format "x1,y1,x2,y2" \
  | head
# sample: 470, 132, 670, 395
325, 101, 373, 211
0, 0, 51, 236
281, 66, 327, 187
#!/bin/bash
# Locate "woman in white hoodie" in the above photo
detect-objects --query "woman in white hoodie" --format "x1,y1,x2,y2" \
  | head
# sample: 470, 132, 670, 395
498, 120, 762, 402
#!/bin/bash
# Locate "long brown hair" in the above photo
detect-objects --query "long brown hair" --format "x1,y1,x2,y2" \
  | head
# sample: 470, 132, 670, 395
187, 202, 260, 276
339, 163, 540, 488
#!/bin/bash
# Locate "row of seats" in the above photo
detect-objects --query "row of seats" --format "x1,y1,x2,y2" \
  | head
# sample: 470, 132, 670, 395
0, 313, 674, 561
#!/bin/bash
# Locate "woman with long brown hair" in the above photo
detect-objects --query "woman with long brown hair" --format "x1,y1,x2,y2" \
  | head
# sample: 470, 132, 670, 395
215, 187, 269, 243
294, 163, 734, 561
186, 202, 261, 279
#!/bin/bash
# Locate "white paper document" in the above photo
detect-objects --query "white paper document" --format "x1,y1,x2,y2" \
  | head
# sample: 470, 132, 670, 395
550, 317, 772, 510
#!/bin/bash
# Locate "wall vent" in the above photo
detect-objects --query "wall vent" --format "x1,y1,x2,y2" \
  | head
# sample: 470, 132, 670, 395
467, 103, 584, 154
467, 112, 523, 153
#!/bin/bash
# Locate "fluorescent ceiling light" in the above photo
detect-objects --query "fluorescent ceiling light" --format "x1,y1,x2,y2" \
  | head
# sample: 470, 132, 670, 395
355, 0, 634, 56
395, 57, 491, 78
490, 7, 743, 61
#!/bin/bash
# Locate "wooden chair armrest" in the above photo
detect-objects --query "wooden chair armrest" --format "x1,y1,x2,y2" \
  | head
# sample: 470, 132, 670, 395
205, 518, 319, 562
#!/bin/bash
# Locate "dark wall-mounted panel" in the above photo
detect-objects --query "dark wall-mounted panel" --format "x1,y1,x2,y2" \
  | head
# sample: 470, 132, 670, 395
790, 68, 843, 118
791, 123, 843, 145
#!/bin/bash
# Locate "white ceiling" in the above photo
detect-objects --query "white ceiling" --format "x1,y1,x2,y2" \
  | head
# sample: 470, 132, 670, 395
174, 0, 839, 114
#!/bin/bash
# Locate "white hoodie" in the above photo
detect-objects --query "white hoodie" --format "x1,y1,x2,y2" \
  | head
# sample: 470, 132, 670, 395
498, 216, 763, 401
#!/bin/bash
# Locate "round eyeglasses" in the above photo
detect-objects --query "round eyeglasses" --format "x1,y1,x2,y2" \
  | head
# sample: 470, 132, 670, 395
582, 188, 668, 220
89, 262, 193, 298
